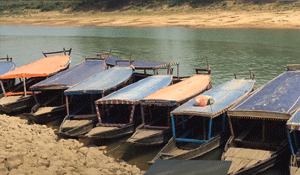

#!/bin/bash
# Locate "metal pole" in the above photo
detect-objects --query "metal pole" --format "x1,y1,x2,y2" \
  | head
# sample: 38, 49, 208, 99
0, 81, 7, 97
66, 96, 69, 116
171, 115, 176, 138
23, 78, 27, 97
287, 130, 295, 155
208, 118, 212, 140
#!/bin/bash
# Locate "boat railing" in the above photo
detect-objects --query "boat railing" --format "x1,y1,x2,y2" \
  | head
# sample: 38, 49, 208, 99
0, 55, 12, 62
42, 47, 72, 57
85, 57, 106, 61
97, 52, 110, 59
234, 70, 255, 80
115, 58, 135, 66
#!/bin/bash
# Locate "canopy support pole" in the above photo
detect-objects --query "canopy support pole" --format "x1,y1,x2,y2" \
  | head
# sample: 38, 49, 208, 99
90, 95, 95, 114
228, 116, 235, 138
129, 105, 135, 124
167, 106, 171, 127
222, 113, 226, 133
182, 115, 185, 130
208, 118, 212, 140
262, 120, 265, 143
293, 131, 299, 150
141, 105, 145, 125
287, 130, 295, 155
0, 81, 7, 97
23, 78, 27, 96
203, 117, 206, 140
66, 96, 69, 116
33, 92, 38, 104
96, 104, 102, 124
171, 115, 176, 138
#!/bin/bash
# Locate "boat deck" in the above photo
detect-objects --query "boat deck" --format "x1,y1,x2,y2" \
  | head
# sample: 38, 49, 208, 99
86, 126, 118, 136
223, 147, 273, 174
0, 95, 26, 105
131, 128, 163, 139
34, 106, 62, 115
291, 166, 300, 175
61, 120, 90, 130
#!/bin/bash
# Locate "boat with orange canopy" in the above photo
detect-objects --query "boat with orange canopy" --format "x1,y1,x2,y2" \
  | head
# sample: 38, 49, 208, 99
126, 68, 211, 146
0, 48, 71, 113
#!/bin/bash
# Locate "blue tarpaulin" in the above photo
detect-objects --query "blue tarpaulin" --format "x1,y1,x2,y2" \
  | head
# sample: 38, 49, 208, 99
64, 67, 133, 95
171, 79, 255, 118
96, 75, 173, 104
31, 60, 106, 90
229, 71, 300, 119
105, 58, 178, 69
0, 61, 16, 76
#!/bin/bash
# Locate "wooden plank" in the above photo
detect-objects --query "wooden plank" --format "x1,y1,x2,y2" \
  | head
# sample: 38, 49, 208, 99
245, 159, 259, 168
232, 158, 251, 173
86, 126, 118, 136
227, 157, 243, 174
290, 166, 299, 175
295, 168, 300, 175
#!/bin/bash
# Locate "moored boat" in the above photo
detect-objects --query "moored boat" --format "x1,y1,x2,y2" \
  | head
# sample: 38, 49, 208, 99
56, 65, 135, 138
149, 76, 255, 164
23, 55, 107, 124
83, 75, 173, 140
126, 68, 211, 146
222, 65, 300, 175
0, 48, 71, 114
0, 55, 16, 93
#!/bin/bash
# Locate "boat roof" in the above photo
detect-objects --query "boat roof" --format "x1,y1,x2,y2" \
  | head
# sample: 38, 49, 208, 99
64, 67, 133, 95
0, 55, 71, 79
95, 75, 173, 105
228, 70, 300, 120
0, 61, 16, 75
171, 79, 255, 118
141, 74, 211, 105
30, 60, 106, 90
145, 160, 231, 175
105, 57, 178, 69
287, 109, 300, 131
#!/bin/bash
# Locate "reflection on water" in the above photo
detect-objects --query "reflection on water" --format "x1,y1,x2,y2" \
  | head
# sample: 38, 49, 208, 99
0, 25, 299, 174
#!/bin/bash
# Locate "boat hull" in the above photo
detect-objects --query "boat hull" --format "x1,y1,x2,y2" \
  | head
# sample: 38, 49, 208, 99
23, 105, 66, 124
0, 95, 35, 114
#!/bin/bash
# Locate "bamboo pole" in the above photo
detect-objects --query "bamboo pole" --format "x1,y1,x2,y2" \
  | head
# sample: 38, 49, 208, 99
228, 116, 235, 138
23, 78, 27, 97
66, 96, 69, 116
0, 81, 7, 97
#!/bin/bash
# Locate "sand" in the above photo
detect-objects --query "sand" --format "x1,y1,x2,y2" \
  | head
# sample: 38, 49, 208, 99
1, 8, 300, 29
0, 114, 145, 175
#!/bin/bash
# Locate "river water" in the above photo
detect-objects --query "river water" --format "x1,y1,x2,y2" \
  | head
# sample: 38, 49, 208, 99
0, 25, 298, 174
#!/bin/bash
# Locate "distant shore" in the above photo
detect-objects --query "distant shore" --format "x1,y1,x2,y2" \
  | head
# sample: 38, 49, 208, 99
1, 8, 300, 29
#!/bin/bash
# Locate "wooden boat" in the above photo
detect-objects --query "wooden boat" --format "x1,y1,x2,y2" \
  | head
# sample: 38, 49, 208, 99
57, 59, 180, 138
83, 75, 173, 140
0, 48, 71, 114
126, 68, 211, 146
149, 77, 255, 164
222, 65, 300, 175
23, 56, 107, 124
286, 99, 300, 175
0, 56, 16, 93
56, 65, 135, 138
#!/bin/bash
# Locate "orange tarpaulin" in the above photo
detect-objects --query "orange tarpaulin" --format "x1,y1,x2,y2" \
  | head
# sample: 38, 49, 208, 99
142, 74, 211, 103
0, 55, 71, 79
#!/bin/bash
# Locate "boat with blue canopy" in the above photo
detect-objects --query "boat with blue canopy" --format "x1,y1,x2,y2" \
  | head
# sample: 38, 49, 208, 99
222, 65, 300, 175
126, 68, 211, 146
149, 77, 255, 164
23, 56, 107, 124
0, 55, 16, 93
57, 65, 135, 138
83, 75, 173, 140
287, 108, 300, 175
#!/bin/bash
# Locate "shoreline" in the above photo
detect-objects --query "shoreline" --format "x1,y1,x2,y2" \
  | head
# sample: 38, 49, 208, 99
1, 10, 300, 29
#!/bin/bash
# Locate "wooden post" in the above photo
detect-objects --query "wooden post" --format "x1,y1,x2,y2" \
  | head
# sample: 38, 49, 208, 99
228, 116, 235, 138
203, 117, 206, 140
33, 93, 38, 104
23, 78, 27, 97
0, 81, 7, 97
90, 95, 94, 114
66, 96, 69, 116
167, 106, 170, 127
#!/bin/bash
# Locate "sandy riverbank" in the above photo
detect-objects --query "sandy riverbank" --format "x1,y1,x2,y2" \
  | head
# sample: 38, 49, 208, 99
1, 5, 300, 29
0, 114, 145, 175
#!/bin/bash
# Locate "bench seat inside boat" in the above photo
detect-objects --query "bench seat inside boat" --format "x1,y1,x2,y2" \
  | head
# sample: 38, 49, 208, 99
223, 147, 274, 174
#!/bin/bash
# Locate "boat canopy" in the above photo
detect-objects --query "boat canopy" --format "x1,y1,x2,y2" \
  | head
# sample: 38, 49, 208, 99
30, 59, 106, 90
96, 75, 173, 105
64, 67, 133, 95
287, 109, 300, 131
228, 70, 300, 120
0, 55, 71, 79
105, 58, 178, 69
0, 57, 16, 75
171, 79, 255, 118
141, 74, 211, 105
